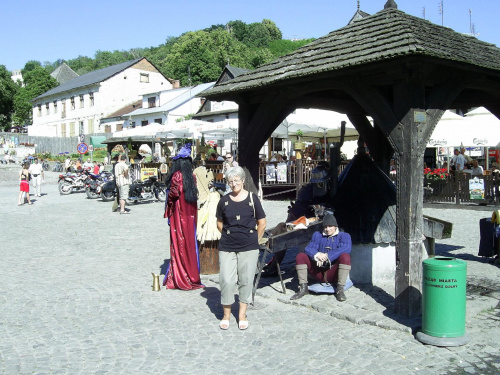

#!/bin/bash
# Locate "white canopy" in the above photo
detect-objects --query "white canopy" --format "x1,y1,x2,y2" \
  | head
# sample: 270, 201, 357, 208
195, 119, 239, 140
428, 108, 500, 147
284, 109, 360, 141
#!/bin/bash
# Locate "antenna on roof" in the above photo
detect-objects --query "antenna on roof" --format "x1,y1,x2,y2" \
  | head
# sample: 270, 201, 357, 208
422, 7, 426, 20
469, 9, 479, 37
438, 0, 444, 26
357, 0, 360, 10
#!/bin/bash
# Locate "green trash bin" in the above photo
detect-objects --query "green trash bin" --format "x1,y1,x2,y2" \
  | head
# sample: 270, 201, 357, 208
416, 256, 470, 346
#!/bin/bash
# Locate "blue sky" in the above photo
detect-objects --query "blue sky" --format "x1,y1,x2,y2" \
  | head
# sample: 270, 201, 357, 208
2, 0, 499, 72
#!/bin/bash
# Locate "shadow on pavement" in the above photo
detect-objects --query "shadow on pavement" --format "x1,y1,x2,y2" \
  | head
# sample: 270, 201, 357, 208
159, 259, 170, 275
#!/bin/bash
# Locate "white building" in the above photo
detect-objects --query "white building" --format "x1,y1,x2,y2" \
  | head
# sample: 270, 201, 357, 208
11, 69, 23, 85
30, 58, 173, 137
128, 82, 215, 126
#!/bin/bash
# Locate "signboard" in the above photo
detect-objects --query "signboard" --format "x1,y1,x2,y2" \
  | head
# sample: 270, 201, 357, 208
266, 165, 276, 182
414, 111, 427, 123
77, 142, 88, 154
79, 134, 85, 143
277, 163, 287, 182
140, 168, 158, 181
159, 163, 168, 174
469, 177, 485, 200
88, 145, 94, 152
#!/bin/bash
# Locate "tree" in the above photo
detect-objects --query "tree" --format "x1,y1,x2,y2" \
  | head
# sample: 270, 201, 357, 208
12, 66, 59, 126
0, 65, 18, 130
165, 29, 251, 86
249, 48, 275, 68
244, 22, 272, 48
22, 60, 42, 75
228, 20, 247, 42
262, 19, 282, 41
268, 38, 316, 58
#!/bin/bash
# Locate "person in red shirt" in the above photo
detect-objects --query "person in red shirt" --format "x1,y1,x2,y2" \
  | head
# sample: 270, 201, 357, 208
93, 161, 100, 175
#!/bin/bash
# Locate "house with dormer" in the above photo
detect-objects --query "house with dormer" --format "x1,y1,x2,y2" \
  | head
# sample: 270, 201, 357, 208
30, 58, 173, 137
192, 65, 250, 123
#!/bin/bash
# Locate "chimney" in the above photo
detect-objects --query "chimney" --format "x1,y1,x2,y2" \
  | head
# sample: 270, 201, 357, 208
171, 80, 180, 89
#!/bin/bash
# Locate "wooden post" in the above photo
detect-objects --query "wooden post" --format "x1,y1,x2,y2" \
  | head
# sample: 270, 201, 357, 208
393, 109, 425, 318
455, 170, 461, 205
296, 158, 303, 198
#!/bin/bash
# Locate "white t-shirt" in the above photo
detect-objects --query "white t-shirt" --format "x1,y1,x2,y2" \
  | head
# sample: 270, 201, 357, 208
115, 162, 130, 187
29, 163, 43, 175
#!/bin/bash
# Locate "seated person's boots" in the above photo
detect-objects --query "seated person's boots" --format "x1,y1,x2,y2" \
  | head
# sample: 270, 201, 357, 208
290, 264, 309, 300
335, 264, 351, 302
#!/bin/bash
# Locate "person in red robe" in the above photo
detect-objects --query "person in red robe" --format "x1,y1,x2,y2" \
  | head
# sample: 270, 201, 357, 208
163, 143, 203, 290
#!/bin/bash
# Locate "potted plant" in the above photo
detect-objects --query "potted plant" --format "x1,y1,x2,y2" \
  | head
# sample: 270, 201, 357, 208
294, 129, 305, 151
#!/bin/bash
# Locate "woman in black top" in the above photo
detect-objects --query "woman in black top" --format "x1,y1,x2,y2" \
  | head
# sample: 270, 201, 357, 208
216, 166, 266, 330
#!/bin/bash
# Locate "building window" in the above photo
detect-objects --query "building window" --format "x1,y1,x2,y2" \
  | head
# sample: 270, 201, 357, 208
80, 95, 84, 108
89, 92, 94, 106
116, 124, 123, 131
53, 101, 58, 114
45, 103, 49, 115
61, 102, 66, 118
154, 118, 162, 124
140, 73, 149, 83
37, 104, 42, 117
61, 123, 66, 137
131, 122, 136, 128
70, 97, 75, 110
105, 125, 111, 133
69, 122, 75, 137
141, 120, 148, 126
88, 119, 94, 134
148, 97, 156, 108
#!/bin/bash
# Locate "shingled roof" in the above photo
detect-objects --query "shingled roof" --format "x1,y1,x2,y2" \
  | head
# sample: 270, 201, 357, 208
34, 58, 144, 101
50, 63, 79, 84
204, 8, 500, 99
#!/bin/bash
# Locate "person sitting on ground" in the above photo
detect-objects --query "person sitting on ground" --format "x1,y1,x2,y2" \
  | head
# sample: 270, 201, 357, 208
290, 213, 352, 302
471, 159, 484, 176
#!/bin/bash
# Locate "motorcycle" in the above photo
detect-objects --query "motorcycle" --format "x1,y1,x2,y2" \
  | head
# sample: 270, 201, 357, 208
85, 171, 114, 199
58, 170, 89, 195
100, 175, 166, 204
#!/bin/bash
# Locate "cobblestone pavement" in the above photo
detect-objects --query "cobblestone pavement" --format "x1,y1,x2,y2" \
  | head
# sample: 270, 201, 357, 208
0, 166, 499, 374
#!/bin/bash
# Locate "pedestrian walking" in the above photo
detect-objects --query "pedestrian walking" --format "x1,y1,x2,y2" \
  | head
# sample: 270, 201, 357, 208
18, 163, 33, 205
216, 166, 266, 330
28, 158, 44, 197
114, 154, 130, 214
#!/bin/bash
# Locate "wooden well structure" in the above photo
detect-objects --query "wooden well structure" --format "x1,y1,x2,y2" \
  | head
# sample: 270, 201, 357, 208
202, 1, 500, 317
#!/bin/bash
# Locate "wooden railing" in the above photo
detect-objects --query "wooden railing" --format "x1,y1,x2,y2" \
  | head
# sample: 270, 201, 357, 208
424, 172, 499, 205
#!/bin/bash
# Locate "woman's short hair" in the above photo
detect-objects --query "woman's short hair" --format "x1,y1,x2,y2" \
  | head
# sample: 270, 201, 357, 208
225, 166, 246, 181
